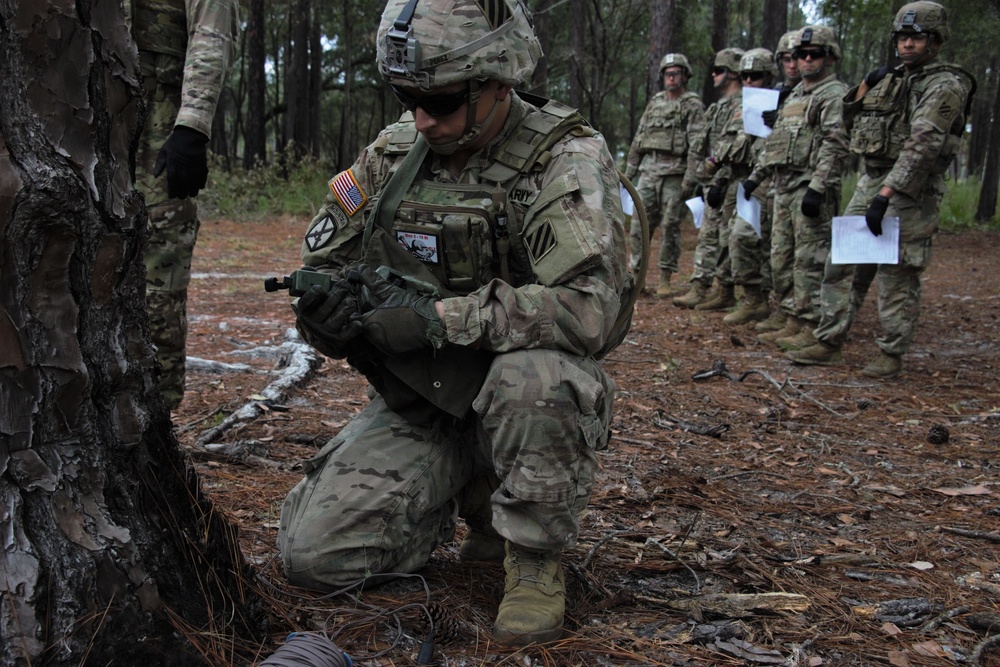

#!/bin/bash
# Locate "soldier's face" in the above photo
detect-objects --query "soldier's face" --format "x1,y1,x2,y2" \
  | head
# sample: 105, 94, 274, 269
408, 81, 503, 148
780, 53, 800, 81
794, 48, 828, 80
896, 32, 931, 65
662, 68, 686, 92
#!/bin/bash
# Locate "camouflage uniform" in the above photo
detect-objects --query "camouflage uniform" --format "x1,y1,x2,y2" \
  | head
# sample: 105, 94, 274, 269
749, 75, 848, 328
812, 61, 973, 354
624, 89, 704, 276
132, 0, 239, 409
279, 89, 629, 588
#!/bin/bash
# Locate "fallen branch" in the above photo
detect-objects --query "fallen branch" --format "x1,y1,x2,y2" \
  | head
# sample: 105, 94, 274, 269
196, 329, 323, 447
637, 592, 810, 617
939, 525, 1000, 544
972, 634, 1000, 666
185, 440, 283, 469
693, 360, 846, 416
187, 356, 265, 374
653, 410, 729, 438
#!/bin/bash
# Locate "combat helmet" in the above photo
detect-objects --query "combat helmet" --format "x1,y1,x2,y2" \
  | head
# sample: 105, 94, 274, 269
659, 53, 692, 77
377, 0, 542, 91
713, 47, 745, 73
775, 30, 797, 61
794, 24, 842, 60
892, 1, 949, 43
740, 48, 777, 79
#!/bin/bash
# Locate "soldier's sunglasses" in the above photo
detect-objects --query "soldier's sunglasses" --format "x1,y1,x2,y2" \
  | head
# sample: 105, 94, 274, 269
742, 72, 767, 82
391, 83, 469, 117
711, 67, 729, 76
793, 48, 827, 61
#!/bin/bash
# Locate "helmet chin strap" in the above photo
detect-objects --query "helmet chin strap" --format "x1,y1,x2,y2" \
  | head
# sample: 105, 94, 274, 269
427, 80, 500, 156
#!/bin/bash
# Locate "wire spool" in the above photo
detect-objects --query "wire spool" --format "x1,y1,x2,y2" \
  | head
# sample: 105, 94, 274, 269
258, 632, 353, 667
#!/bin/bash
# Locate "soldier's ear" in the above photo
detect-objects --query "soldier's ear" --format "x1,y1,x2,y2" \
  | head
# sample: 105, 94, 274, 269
495, 83, 513, 101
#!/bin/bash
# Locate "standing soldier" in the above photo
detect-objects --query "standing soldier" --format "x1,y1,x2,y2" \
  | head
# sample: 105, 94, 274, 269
723, 48, 778, 325
673, 48, 744, 309
278, 0, 632, 646
133, 0, 240, 410
788, 2, 974, 377
743, 25, 849, 349
754, 30, 803, 332
625, 54, 705, 297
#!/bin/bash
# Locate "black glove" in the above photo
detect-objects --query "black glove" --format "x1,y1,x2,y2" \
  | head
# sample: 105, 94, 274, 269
801, 187, 823, 218
761, 109, 779, 128
693, 184, 704, 200
865, 194, 889, 236
154, 126, 209, 199
351, 265, 445, 356
864, 66, 890, 89
295, 279, 364, 359
706, 184, 726, 209
742, 179, 759, 200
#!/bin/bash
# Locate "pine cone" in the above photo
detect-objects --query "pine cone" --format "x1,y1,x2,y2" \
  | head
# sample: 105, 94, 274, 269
927, 423, 950, 445
856, 398, 876, 411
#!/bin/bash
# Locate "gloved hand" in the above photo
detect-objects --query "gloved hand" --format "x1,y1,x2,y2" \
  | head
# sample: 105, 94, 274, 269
865, 194, 889, 236
864, 66, 890, 89
801, 187, 823, 218
761, 109, 779, 128
681, 178, 696, 199
742, 179, 759, 200
154, 126, 209, 199
705, 184, 726, 209
351, 265, 445, 356
295, 278, 364, 359
693, 184, 704, 200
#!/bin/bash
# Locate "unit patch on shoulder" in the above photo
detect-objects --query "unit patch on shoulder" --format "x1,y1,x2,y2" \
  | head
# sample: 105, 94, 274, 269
525, 220, 557, 264
329, 169, 368, 216
305, 213, 337, 252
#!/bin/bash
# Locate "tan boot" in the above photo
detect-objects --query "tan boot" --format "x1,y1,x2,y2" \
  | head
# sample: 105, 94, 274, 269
758, 317, 801, 344
776, 326, 818, 351
672, 281, 710, 308
654, 269, 675, 297
754, 309, 788, 333
723, 285, 770, 324
786, 341, 843, 366
493, 544, 565, 645
457, 474, 505, 563
861, 351, 903, 379
695, 283, 736, 311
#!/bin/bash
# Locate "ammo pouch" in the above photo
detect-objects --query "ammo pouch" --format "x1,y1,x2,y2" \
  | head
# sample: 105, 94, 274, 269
849, 73, 908, 160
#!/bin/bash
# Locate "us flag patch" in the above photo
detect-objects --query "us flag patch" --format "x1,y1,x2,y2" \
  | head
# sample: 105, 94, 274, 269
525, 220, 557, 263
329, 169, 367, 216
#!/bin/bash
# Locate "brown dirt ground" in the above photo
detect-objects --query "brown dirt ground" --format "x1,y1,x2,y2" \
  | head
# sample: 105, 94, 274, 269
177, 216, 1000, 666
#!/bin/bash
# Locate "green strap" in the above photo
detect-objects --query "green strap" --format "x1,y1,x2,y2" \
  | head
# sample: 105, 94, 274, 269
362, 135, 430, 253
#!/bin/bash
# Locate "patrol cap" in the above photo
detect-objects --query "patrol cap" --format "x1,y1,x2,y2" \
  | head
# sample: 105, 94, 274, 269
377, 0, 542, 90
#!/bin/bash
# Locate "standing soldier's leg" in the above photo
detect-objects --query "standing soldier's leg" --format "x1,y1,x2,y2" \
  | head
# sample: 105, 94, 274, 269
673, 202, 720, 308
696, 182, 738, 311
758, 189, 796, 337
724, 213, 768, 324
655, 175, 685, 296
630, 173, 662, 276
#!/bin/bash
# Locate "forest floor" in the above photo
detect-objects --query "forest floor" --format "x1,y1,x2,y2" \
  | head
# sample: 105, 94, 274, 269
175, 216, 1000, 667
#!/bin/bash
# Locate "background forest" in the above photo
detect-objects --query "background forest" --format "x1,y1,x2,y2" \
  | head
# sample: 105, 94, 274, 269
206, 0, 1000, 224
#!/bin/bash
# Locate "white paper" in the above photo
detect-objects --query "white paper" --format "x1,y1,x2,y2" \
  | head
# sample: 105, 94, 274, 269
685, 196, 706, 229
735, 182, 762, 237
831, 216, 900, 264
619, 183, 635, 216
742, 87, 780, 138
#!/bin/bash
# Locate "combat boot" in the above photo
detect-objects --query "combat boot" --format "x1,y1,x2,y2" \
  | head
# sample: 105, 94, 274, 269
654, 270, 675, 297
758, 317, 801, 344
672, 281, 710, 309
493, 544, 565, 645
776, 326, 818, 351
695, 283, 736, 311
786, 341, 843, 366
457, 474, 506, 563
754, 309, 787, 333
861, 351, 903, 379
723, 285, 770, 324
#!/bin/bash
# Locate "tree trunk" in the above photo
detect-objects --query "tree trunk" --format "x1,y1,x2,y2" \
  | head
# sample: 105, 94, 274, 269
529, 0, 553, 96
283, 0, 311, 160
648, 0, 675, 98
975, 60, 1000, 223
762, 0, 786, 51
702, 0, 730, 106
0, 3, 265, 665
569, 0, 586, 109
245, 0, 268, 168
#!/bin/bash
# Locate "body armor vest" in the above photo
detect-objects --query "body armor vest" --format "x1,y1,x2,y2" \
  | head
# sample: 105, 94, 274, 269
849, 63, 971, 168
760, 78, 840, 171
132, 0, 188, 59
637, 92, 699, 155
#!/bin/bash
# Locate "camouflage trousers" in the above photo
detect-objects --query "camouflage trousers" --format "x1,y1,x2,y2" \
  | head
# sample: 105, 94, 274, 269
729, 193, 773, 291
630, 171, 687, 274
278, 349, 616, 590
687, 183, 735, 286
769, 182, 837, 325
813, 174, 936, 355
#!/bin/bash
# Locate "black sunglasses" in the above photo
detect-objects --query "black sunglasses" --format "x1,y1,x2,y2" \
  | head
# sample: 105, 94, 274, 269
742, 71, 767, 82
391, 83, 469, 117
712, 67, 729, 76
793, 48, 826, 61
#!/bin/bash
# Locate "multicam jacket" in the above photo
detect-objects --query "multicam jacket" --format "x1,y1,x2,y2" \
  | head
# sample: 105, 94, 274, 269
624, 91, 705, 182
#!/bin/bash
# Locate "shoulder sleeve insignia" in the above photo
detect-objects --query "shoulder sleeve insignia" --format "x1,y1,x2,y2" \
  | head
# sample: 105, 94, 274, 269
525, 219, 557, 263
329, 169, 368, 216
305, 213, 338, 252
